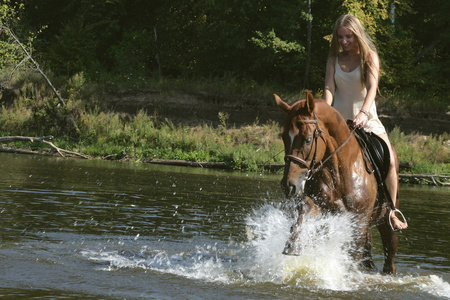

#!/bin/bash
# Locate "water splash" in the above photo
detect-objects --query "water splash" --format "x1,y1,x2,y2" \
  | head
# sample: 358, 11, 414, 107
242, 203, 360, 290
80, 202, 450, 298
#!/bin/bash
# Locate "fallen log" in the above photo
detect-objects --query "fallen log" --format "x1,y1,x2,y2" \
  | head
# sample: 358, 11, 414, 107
0, 135, 89, 159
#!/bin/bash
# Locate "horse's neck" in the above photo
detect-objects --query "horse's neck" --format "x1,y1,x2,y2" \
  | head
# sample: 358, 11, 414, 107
316, 104, 361, 171
324, 123, 360, 170
325, 120, 353, 150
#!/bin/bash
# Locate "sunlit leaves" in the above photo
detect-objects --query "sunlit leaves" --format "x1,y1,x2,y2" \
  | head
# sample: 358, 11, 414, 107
251, 30, 304, 54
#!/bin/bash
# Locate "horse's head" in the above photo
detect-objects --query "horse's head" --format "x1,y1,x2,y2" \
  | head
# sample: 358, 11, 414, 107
275, 91, 329, 200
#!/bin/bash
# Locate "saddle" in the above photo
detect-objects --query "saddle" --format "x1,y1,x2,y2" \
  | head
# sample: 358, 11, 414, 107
347, 121, 390, 183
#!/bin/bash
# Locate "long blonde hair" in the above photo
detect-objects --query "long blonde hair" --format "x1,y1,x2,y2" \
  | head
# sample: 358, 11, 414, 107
329, 14, 378, 86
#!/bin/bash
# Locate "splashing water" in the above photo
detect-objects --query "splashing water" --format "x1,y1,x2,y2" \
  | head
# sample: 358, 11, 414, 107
81, 202, 450, 298
243, 203, 360, 290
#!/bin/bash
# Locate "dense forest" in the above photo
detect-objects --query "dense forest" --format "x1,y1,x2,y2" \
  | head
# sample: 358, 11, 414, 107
0, 0, 448, 100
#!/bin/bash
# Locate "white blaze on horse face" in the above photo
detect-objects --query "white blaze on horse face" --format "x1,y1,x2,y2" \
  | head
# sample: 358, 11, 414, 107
288, 127, 307, 197
289, 128, 299, 149
298, 173, 307, 196
287, 166, 308, 198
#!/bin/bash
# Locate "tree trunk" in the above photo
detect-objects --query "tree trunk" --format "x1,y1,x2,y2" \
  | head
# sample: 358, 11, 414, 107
389, 0, 395, 29
303, 0, 312, 89
154, 26, 162, 77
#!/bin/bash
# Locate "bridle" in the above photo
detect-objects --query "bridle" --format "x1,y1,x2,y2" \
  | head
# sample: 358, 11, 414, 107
284, 114, 354, 180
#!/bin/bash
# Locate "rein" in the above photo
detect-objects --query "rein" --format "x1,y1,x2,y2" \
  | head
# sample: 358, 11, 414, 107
284, 115, 355, 180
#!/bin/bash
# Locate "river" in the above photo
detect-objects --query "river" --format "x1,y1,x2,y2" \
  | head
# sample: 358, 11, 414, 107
0, 153, 449, 299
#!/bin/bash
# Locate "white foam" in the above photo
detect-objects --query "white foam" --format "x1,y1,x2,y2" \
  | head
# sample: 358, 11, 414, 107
80, 202, 450, 298
417, 275, 450, 298
242, 203, 360, 290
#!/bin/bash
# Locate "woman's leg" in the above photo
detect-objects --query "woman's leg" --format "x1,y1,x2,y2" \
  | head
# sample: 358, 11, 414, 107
377, 133, 408, 230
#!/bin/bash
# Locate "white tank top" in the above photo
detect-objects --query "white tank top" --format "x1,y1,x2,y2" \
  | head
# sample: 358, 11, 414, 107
334, 59, 386, 135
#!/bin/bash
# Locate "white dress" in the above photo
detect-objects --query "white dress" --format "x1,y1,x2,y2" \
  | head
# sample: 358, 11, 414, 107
333, 59, 386, 135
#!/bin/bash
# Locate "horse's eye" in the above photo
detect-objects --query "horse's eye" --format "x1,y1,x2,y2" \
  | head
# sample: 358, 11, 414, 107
305, 137, 312, 144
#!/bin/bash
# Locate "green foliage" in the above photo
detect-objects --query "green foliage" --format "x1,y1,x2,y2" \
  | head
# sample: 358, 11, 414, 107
0, 38, 22, 72
45, 17, 100, 75
389, 127, 450, 176
252, 30, 304, 54
73, 107, 284, 170
250, 29, 306, 83
341, 0, 390, 35
0, 0, 443, 97
0, 1, 23, 26
110, 29, 155, 76
0, 2, 28, 75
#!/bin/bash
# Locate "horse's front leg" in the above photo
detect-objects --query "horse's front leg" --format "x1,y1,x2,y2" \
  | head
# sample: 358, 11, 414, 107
377, 221, 398, 274
282, 196, 321, 255
359, 224, 377, 272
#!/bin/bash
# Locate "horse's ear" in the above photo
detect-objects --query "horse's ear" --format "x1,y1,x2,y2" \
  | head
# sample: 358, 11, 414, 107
305, 91, 315, 114
274, 94, 290, 113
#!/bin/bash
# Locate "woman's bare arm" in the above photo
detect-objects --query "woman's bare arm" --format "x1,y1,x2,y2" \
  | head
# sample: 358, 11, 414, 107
361, 50, 379, 111
323, 56, 336, 106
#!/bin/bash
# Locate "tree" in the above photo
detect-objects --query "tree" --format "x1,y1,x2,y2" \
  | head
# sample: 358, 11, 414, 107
0, 1, 24, 74
21, 0, 127, 75
402, 0, 450, 95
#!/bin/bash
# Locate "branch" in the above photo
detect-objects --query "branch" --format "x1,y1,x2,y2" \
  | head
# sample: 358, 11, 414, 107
399, 173, 450, 186
10, 55, 30, 78
0, 135, 89, 159
413, 39, 440, 64
1, 25, 66, 107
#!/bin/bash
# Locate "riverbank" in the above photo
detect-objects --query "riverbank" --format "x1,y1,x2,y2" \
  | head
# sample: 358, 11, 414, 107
0, 75, 448, 185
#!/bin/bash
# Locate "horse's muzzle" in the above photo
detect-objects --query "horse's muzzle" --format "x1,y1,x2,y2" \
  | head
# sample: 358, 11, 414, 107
281, 174, 307, 200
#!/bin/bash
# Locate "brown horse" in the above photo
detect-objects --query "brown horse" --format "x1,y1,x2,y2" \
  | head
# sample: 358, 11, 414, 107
275, 91, 398, 274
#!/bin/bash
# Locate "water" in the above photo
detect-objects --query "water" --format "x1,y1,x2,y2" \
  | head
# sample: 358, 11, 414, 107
0, 153, 449, 299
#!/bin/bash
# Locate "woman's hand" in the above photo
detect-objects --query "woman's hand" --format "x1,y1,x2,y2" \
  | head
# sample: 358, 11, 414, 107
353, 111, 368, 128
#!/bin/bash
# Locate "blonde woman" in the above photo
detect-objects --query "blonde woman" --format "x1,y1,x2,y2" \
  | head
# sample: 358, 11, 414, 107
323, 14, 408, 231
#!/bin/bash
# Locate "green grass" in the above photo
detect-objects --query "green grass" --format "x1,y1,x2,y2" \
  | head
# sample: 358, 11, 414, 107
389, 127, 450, 175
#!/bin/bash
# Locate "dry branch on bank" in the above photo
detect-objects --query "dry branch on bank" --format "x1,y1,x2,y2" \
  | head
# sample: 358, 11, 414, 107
399, 174, 450, 186
0, 135, 89, 159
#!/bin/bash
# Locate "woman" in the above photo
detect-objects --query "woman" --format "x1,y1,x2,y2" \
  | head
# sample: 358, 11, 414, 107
323, 14, 408, 231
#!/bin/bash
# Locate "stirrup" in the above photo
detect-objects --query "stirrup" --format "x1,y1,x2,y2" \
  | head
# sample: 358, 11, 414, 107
389, 208, 408, 232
